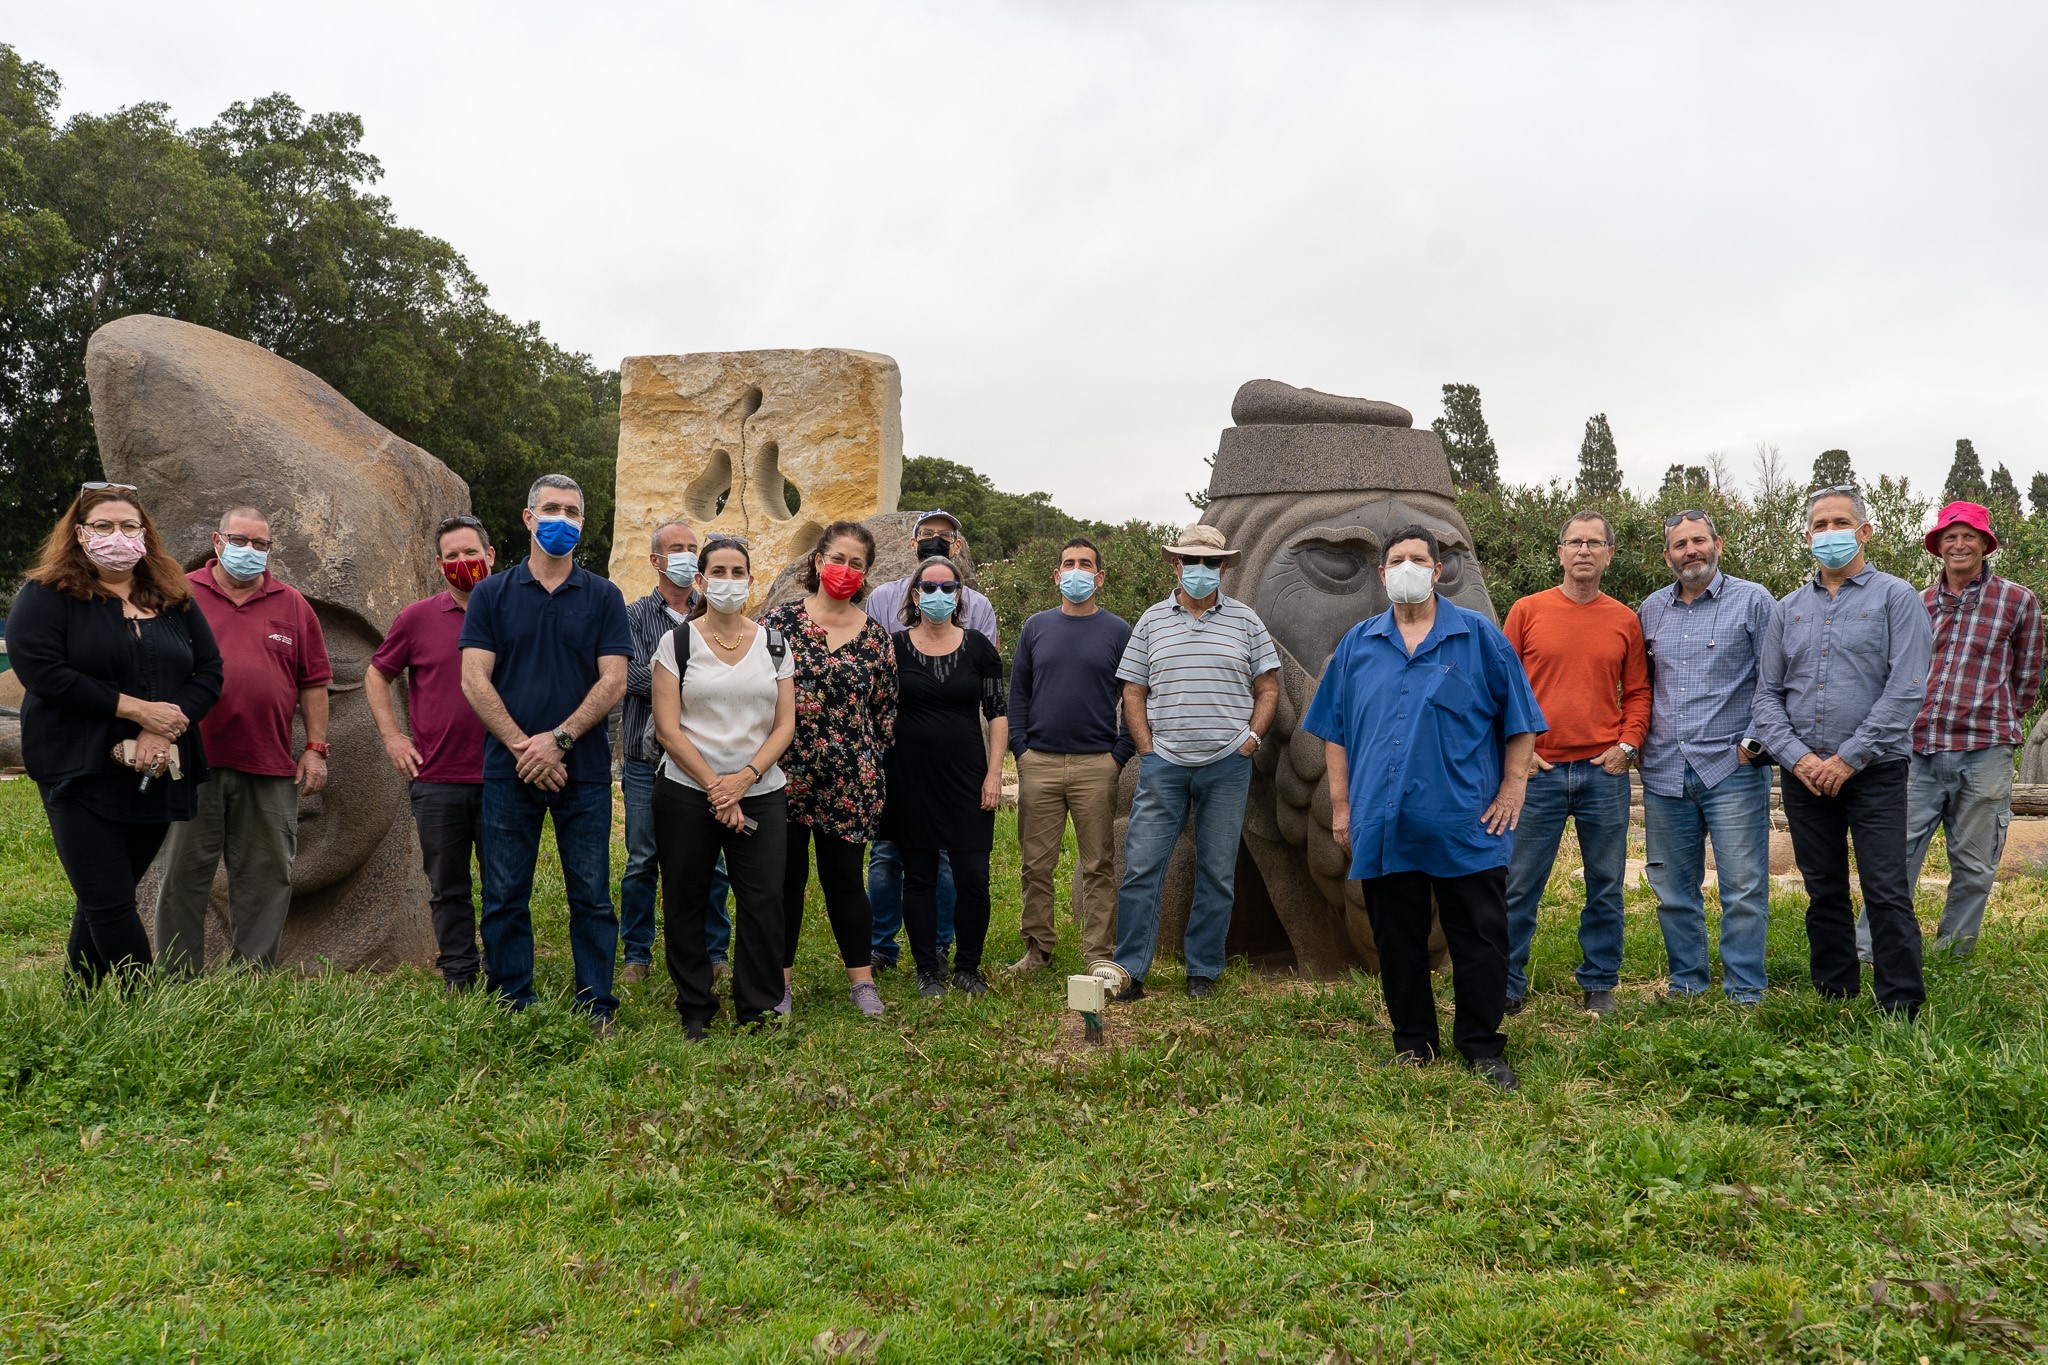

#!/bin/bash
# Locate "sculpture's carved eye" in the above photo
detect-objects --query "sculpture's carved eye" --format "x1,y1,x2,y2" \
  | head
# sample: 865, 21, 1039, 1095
1293, 538, 1376, 594
1436, 550, 1466, 594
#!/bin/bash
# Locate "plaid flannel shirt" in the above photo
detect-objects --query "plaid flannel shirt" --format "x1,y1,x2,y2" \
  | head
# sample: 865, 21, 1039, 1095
1913, 570, 2045, 753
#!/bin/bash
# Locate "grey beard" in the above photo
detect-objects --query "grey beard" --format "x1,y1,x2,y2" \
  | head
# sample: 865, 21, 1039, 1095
1676, 557, 1719, 586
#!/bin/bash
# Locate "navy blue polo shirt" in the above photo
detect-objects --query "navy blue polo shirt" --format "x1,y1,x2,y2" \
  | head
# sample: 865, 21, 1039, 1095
458, 561, 632, 784
1302, 596, 1547, 881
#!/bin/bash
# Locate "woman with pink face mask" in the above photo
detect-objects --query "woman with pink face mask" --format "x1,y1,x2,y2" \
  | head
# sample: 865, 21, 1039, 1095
8, 485, 224, 985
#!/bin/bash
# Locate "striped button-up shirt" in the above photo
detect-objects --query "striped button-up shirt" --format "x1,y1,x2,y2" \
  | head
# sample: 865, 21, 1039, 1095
1751, 566, 1933, 771
1118, 593, 1279, 767
1637, 571, 1777, 798
1912, 569, 2044, 753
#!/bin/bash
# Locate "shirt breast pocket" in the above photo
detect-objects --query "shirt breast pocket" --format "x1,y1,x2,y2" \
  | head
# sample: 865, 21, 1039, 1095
1833, 606, 1888, 656
264, 618, 298, 660
1426, 664, 1479, 716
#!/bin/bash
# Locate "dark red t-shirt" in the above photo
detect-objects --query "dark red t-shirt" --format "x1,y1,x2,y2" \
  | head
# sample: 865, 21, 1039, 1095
370, 591, 486, 784
188, 563, 333, 777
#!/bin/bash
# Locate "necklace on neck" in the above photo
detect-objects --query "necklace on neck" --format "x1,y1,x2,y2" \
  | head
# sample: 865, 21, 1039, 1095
706, 619, 747, 650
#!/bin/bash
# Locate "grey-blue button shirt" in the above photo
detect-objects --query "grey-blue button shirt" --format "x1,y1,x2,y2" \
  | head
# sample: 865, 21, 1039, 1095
1638, 571, 1777, 798
1750, 565, 1934, 771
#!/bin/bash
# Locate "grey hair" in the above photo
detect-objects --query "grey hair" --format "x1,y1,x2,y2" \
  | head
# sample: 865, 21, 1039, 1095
649, 520, 691, 551
902, 554, 966, 626
526, 474, 582, 511
1805, 485, 1869, 526
1664, 509, 1720, 541
219, 505, 267, 531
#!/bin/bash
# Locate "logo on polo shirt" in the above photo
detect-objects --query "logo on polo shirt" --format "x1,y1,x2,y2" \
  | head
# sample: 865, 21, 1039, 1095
267, 632, 294, 647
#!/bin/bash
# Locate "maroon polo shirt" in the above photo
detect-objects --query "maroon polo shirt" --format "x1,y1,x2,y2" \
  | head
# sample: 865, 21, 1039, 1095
370, 590, 486, 783
188, 562, 333, 777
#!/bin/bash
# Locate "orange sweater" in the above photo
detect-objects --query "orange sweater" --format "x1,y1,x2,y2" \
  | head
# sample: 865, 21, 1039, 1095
1503, 587, 1651, 763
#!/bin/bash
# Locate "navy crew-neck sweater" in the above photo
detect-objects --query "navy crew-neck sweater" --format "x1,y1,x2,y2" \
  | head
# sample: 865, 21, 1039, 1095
1006, 607, 1136, 765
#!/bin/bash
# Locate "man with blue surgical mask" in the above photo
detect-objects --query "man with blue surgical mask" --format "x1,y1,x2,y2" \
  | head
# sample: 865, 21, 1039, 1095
1110, 523, 1279, 1001
1752, 485, 1933, 1020
1005, 537, 1135, 973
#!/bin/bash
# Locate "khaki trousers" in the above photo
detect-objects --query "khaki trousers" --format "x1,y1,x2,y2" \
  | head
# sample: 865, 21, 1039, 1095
1016, 750, 1119, 964
154, 768, 299, 975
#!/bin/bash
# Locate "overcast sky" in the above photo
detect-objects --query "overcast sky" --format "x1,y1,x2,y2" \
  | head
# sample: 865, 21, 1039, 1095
15, 1, 2046, 525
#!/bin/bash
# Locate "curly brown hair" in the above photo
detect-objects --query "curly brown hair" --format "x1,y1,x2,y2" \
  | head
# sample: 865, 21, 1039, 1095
802, 521, 878, 603
27, 487, 193, 612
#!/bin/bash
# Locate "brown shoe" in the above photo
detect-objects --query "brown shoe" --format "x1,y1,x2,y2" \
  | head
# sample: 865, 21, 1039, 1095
619, 962, 651, 986
1004, 947, 1054, 974
712, 961, 731, 983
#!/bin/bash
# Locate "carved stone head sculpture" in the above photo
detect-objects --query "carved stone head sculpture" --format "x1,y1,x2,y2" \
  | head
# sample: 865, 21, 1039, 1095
1200, 380, 1498, 975
86, 314, 472, 970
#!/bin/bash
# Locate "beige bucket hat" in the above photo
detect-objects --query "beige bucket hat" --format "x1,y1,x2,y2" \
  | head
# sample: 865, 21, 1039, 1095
1160, 523, 1241, 559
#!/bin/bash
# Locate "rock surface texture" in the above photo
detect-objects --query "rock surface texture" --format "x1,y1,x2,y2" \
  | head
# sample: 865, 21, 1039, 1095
757, 510, 981, 617
86, 313, 471, 972
609, 350, 902, 609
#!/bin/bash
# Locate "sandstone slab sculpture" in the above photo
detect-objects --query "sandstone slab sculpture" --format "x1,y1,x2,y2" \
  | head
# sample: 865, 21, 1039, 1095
609, 350, 902, 609
86, 313, 472, 972
1103, 380, 1499, 978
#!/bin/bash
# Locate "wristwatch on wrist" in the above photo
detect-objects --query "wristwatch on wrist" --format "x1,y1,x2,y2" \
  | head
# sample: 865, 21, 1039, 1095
1618, 742, 1638, 762
1738, 737, 1765, 758
303, 741, 331, 758
1247, 731, 1263, 749
552, 727, 574, 752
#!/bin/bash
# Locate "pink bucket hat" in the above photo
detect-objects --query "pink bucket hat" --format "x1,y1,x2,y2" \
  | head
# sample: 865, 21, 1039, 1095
1924, 501, 1998, 555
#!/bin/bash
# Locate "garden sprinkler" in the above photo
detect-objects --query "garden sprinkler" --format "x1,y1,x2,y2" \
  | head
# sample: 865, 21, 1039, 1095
1066, 960, 1130, 1045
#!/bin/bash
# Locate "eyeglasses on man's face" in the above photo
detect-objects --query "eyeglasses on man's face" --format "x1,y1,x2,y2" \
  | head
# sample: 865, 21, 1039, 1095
1178, 555, 1227, 569
1559, 539, 1609, 552
220, 532, 275, 552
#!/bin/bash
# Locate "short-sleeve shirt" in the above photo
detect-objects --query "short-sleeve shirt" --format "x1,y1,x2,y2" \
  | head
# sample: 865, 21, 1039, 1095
369, 590, 486, 784
651, 622, 794, 796
1301, 597, 1548, 881
760, 601, 898, 842
457, 561, 632, 784
1117, 594, 1279, 767
187, 562, 333, 777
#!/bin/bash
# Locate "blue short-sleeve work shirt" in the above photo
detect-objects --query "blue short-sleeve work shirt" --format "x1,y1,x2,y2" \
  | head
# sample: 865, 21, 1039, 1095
458, 561, 633, 784
1301, 597, 1548, 881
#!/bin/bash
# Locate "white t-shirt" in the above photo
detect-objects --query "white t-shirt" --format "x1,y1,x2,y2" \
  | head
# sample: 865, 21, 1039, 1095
651, 622, 794, 795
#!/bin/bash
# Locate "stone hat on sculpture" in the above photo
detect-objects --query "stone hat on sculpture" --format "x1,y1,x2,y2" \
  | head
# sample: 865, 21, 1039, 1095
1161, 523, 1241, 559
1924, 500, 1998, 555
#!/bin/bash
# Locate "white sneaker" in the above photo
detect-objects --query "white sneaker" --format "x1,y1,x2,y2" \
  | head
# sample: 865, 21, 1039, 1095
775, 983, 792, 1016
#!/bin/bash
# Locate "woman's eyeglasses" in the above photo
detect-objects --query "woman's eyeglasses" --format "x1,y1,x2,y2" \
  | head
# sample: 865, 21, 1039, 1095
919, 581, 962, 595
84, 520, 145, 536
81, 480, 138, 493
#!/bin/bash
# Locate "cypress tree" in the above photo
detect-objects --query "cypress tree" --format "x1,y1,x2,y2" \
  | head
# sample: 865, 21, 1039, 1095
1577, 413, 1622, 499
1942, 439, 1988, 505
1430, 383, 1500, 490
1810, 448, 1855, 490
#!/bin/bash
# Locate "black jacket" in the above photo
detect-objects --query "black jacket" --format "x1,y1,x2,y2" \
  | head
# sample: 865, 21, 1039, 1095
8, 578, 224, 785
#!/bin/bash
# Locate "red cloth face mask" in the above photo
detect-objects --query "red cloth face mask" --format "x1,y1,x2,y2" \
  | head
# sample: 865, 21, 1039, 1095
442, 558, 490, 592
818, 563, 864, 601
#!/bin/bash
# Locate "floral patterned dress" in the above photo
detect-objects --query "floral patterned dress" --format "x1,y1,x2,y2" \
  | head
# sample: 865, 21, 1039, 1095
760, 601, 898, 843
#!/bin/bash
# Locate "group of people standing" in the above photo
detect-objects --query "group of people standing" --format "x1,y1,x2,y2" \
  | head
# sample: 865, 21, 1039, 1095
13, 476, 2033, 1088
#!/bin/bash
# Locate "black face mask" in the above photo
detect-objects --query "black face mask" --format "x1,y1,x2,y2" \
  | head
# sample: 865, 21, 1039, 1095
916, 536, 951, 560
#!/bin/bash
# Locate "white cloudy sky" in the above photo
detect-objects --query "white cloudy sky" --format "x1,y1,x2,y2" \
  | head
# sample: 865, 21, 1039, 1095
16, 0, 2046, 524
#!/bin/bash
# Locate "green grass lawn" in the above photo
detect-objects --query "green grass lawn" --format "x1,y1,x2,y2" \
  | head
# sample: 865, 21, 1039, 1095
3, 776, 2047, 1363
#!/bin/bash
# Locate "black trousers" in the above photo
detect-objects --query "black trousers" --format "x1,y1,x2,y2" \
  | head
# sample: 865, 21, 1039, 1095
783, 820, 874, 970
656, 782, 787, 1028
1779, 758, 1925, 1015
1360, 867, 1510, 1063
904, 845, 991, 976
409, 781, 484, 986
41, 791, 166, 986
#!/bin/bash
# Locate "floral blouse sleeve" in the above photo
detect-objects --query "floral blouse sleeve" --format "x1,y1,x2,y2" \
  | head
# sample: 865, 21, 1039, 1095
867, 619, 898, 752
763, 602, 897, 843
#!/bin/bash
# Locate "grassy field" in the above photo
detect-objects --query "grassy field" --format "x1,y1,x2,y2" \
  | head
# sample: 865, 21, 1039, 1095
3, 776, 2047, 1363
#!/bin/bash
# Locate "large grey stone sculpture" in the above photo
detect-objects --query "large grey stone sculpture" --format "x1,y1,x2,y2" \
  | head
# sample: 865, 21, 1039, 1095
86, 314, 472, 971
1118, 380, 1499, 978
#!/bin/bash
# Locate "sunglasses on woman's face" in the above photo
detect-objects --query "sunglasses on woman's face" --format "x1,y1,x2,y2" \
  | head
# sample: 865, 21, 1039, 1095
920, 581, 962, 595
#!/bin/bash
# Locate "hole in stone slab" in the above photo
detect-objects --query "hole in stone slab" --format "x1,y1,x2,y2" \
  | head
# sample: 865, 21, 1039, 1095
749, 440, 798, 523
740, 387, 764, 418
684, 449, 733, 522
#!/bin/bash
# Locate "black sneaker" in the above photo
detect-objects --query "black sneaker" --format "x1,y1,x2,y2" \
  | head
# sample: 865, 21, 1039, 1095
1185, 976, 1217, 999
1471, 1056, 1519, 1091
950, 969, 989, 996
916, 971, 948, 998
1582, 989, 1617, 1016
1113, 979, 1146, 1003
1502, 995, 1525, 1016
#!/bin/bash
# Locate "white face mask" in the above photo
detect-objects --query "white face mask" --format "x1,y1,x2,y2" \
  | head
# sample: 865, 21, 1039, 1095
1383, 560, 1435, 605
703, 579, 751, 613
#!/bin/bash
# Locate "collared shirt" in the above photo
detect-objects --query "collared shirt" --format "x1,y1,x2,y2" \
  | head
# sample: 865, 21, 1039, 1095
370, 590, 486, 783
1913, 569, 2044, 753
865, 576, 1000, 645
1301, 596, 1547, 881
1751, 565, 1933, 771
623, 587, 694, 765
1117, 593, 1280, 767
186, 562, 332, 777
458, 560, 632, 784
1637, 571, 1778, 797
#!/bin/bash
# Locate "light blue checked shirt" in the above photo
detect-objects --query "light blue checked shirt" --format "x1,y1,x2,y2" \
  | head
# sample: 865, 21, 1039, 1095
1637, 571, 1777, 798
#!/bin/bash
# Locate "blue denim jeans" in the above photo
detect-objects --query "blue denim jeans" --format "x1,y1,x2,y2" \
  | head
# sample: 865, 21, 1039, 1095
1504, 759, 1632, 999
1642, 762, 1772, 1001
479, 778, 618, 1018
1857, 745, 2013, 958
1114, 751, 1254, 982
868, 840, 953, 967
622, 758, 733, 965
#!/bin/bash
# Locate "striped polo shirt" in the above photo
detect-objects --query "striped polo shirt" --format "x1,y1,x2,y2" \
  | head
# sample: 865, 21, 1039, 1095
1118, 593, 1280, 767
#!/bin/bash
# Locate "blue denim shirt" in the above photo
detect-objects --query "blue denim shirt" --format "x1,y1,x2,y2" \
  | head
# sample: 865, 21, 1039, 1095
1751, 565, 1934, 771
1302, 597, 1547, 881
1637, 572, 1777, 798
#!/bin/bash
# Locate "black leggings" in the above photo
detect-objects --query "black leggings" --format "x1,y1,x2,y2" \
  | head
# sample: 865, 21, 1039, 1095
41, 792, 167, 986
657, 782, 787, 1028
904, 846, 991, 976
782, 821, 874, 970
